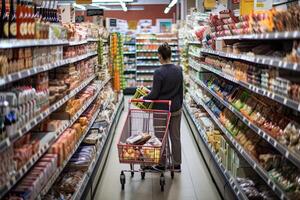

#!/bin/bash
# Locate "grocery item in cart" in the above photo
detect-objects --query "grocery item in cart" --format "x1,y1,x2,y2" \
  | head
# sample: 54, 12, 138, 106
126, 132, 151, 145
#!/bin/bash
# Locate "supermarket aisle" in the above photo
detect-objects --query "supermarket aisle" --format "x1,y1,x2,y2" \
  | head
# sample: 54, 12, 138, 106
95, 105, 221, 200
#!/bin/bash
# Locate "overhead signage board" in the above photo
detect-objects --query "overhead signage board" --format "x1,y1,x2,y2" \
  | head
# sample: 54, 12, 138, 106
87, 9, 104, 16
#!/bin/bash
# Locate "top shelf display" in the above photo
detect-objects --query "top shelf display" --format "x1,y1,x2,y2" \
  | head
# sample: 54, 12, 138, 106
217, 31, 300, 41
0, 38, 99, 49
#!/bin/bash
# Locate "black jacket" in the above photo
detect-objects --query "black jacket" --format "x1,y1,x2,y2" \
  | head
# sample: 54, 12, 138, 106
143, 64, 183, 112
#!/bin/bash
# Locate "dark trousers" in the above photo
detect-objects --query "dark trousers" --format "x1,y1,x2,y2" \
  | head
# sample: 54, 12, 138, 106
154, 109, 182, 166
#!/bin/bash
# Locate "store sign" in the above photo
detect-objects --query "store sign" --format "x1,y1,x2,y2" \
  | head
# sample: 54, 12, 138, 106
110, 19, 117, 27
204, 0, 216, 10
254, 0, 273, 10
240, 0, 254, 15
76, 0, 92, 4
87, 9, 104, 16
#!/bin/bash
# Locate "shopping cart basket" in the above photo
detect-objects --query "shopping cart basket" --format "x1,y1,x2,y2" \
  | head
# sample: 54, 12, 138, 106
117, 99, 174, 191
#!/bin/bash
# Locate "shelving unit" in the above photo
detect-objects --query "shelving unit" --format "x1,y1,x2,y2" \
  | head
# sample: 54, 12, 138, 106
73, 95, 124, 200
123, 35, 137, 95
187, 90, 288, 200
182, 5, 300, 197
0, 51, 98, 87
183, 102, 248, 200
0, 76, 112, 199
0, 23, 121, 199
188, 58, 300, 112
200, 48, 300, 72
216, 31, 300, 40
0, 75, 97, 153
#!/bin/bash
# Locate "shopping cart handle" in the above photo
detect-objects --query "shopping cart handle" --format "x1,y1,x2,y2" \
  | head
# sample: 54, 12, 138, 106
130, 99, 171, 105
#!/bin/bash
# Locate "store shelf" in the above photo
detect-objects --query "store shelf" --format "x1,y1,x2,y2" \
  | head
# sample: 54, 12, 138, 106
124, 69, 136, 73
136, 49, 157, 52
216, 31, 300, 40
136, 49, 178, 53
188, 52, 200, 58
0, 39, 69, 49
136, 43, 178, 46
0, 75, 97, 154
0, 51, 98, 87
136, 57, 179, 62
137, 70, 155, 74
189, 58, 300, 112
136, 37, 178, 40
71, 94, 124, 200
124, 52, 136, 54
200, 48, 300, 72
183, 102, 248, 200
188, 90, 289, 200
124, 43, 136, 45
87, 38, 100, 42
136, 78, 153, 82
69, 40, 89, 46
37, 85, 106, 199
136, 63, 161, 66
0, 78, 110, 199
188, 41, 202, 45
191, 75, 300, 169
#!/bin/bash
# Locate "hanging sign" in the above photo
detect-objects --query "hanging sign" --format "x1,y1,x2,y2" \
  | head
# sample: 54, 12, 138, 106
240, 0, 254, 15
110, 19, 117, 27
87, 9, 104, 16
76, 0, 92, 4
254, 0, 273, 10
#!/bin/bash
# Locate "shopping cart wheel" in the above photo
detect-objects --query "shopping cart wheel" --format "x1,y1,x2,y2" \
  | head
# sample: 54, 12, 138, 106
171, 171, 174, 179
130, 164, 134, 177
120, 171, 126, 190
141, 171, 145, 180
160, 173, 165, 191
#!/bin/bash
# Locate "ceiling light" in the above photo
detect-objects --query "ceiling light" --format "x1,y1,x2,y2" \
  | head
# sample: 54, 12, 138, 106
164, 6, 170, 14
164, 0, 177, 14
119, 0, 127, 12
73, 3, 86, 10
169, 0, 177, 8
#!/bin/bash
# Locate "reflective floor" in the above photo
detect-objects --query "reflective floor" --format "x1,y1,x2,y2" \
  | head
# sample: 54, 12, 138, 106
95, 104, 221, 200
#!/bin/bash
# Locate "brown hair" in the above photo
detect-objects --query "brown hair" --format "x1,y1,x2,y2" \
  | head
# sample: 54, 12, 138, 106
158, 42, 172, 60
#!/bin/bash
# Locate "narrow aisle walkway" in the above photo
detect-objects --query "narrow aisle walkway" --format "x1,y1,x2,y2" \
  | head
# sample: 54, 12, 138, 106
95, 108, 221, 200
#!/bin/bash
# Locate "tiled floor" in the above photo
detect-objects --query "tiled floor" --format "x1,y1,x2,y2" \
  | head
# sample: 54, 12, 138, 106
95, 107, 221, 200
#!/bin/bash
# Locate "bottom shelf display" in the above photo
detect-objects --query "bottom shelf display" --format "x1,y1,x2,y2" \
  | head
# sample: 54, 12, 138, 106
44, 93, 124, 200
5, 82, 124, 200
184, 91, 279, 200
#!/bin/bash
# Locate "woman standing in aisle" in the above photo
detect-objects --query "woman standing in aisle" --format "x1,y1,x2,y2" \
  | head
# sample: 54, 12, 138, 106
143, 42, 183, 172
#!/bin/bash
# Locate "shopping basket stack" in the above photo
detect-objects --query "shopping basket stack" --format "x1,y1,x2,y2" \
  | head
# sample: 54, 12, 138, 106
117, 99, 174, 191
132, 87, 153, 109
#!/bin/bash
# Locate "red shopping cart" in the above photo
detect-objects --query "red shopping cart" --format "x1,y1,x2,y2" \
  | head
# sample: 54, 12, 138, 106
117, 99, 174, 191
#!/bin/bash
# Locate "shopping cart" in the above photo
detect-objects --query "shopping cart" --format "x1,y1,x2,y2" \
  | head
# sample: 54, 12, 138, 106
117, 99, 174, 191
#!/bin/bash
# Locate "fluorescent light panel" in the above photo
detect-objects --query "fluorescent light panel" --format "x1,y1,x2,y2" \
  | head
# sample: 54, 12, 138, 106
164, 0, 177, 14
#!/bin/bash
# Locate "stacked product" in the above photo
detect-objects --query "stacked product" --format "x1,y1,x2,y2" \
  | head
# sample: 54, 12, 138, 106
123, 33, 137, 91
110, 33, 125, 91
135, 33, 179, 87
186, 54, 300, 198
0, 3, 120, 199
185, 94, 278, 199
45, 84, 121, 199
